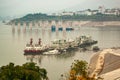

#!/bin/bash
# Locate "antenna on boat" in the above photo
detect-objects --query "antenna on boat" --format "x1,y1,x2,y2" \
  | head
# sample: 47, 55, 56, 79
38, 38, 41, 45
30, 38, 33, 45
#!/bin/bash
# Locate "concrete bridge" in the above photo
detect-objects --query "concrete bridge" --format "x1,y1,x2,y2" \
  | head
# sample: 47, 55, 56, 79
11, 20, 91, 30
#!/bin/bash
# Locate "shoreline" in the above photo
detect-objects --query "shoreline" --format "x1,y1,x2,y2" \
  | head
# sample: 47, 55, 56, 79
81, 21, 120, 27
89, 47, 120, 80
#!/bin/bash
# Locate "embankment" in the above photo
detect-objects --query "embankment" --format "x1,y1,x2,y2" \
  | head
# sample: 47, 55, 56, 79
81, 21, 120, 27
88, 47, 120, 80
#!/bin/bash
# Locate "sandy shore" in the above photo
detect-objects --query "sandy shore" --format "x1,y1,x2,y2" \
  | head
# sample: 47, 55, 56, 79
100, 68, 120, 80
88, 48, 120, 80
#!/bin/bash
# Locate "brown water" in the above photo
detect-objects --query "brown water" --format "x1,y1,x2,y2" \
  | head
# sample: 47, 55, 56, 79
0, 22, 120, 80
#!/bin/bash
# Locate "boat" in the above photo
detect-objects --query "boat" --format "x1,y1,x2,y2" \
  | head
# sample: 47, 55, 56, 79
75, 36, 98, 48
24, 38, 47, 54
24, 35, 98, 55
43, 49, 60, 55
51, 26, 74, 32
51, 26, 56, 32
50, 39, 78, 53
66, 27, 74, 31
93, 46, 100, 51
58, 27, 63, 31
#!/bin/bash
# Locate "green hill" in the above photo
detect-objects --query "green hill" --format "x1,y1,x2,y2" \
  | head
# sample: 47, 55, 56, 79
9, 13, 120, 24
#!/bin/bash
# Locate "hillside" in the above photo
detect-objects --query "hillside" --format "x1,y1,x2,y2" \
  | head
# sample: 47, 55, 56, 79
9, 13, 120, 24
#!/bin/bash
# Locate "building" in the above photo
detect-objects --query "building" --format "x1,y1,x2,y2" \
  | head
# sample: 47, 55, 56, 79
91, 10, 99, 15
51, 7, 120, 16
61, 11, 74, 16
75, 9, 92, 16
98, 6, 105, 14
104, 8, 120, 15
52, 11, 74, 16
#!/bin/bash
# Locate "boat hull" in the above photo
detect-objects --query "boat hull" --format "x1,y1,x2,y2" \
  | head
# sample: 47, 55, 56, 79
79, 41, 98, 48
24, 50, 45, 55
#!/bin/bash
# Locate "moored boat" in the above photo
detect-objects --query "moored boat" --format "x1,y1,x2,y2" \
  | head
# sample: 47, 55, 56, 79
75, 36, 98, 47
66, 27, 74, 31
24, 35, 98, 55
43, 49, 60, 55
24, 38, 47, 54
50, 39, 78, 53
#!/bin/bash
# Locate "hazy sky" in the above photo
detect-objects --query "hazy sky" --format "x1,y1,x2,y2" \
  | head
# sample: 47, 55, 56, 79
0, 0, 120, 17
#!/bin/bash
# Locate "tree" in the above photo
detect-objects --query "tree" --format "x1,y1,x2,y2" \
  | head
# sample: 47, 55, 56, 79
71, 60, 88, 77
0, 62, 48, 80
69, 60, 96, 80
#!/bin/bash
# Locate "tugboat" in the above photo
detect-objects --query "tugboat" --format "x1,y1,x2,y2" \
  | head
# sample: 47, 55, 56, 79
66, 27, 74, 31
50, 39, 78, 53
24, 38, 47, 54
75, 36, 98, 48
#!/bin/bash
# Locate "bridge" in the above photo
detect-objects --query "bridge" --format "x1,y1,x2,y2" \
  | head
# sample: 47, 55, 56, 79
11, 20, 90, 30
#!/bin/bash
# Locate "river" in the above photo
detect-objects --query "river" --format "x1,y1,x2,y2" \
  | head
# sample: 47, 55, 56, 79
0, 22, 120, 80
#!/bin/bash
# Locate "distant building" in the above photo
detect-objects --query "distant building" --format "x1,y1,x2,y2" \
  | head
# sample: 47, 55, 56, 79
61, 11, 74, 16
75, 9, 92, 16
85, 9, 92, 15
52, 11, 74, 16
104, 8, 120, 15
50, 13, 61, 16
51, 7, 120, 16
75, 11, 86, 15
98, 6, 105, 14
91, 10, 99, 15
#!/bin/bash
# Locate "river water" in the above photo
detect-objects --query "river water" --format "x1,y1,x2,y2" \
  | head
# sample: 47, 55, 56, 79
0, 22, 120, 80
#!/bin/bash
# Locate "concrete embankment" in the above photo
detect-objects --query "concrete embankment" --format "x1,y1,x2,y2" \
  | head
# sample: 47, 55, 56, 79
82, 21, 120, 27
88, 48, 120, 80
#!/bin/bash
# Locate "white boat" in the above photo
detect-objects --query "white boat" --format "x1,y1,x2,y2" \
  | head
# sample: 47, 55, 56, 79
43, 49, 60, 55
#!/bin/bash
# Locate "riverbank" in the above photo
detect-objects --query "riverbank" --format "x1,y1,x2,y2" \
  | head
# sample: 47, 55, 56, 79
88, 47, 120, 80
81, 21, 120, 27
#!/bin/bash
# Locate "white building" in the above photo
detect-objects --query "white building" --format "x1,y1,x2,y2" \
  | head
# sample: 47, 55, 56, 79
86, 10, 92, 15
61, 11, 74, 16
75, 11, 86, 15
104, 8, 120, 15
91, 10, 99, 15
50, 13, 61, 16
51, 7, 120, 16
98, 6, 105, 14
75, 9, 92, 16
52, 11, 74, 16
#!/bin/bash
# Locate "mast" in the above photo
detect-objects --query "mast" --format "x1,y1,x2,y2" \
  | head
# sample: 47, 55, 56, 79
30, 38, 33, 45
38, 38, 41, 45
